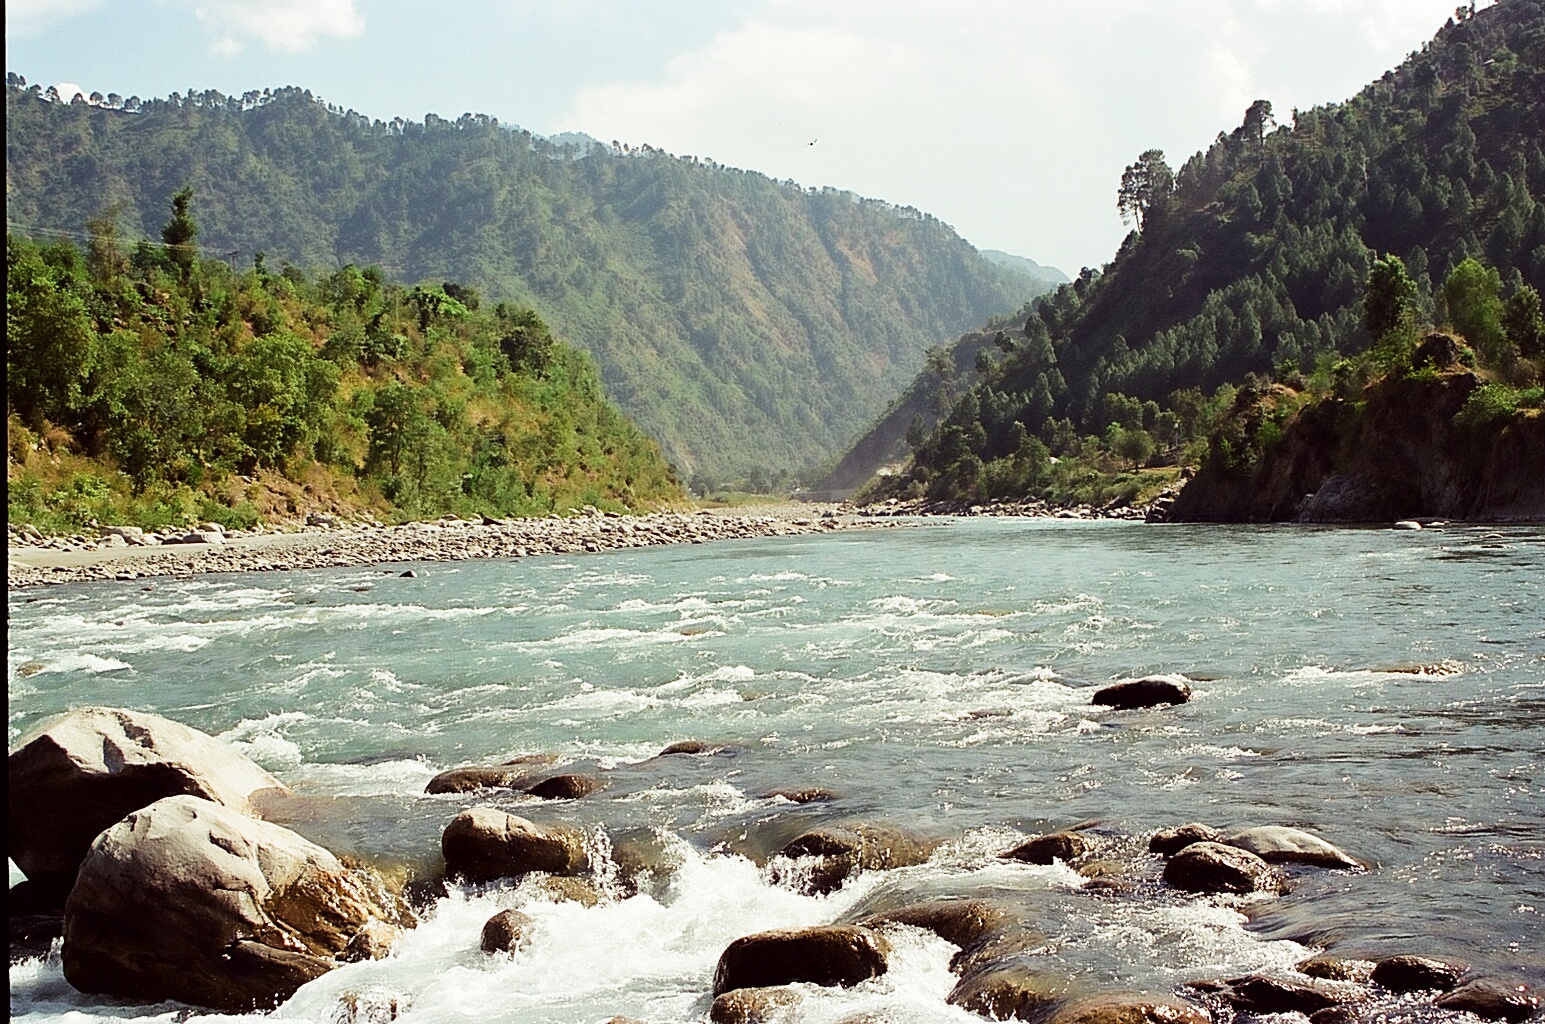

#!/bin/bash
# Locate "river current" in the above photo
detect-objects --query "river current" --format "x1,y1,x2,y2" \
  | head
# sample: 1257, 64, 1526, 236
8, 518, 1544, 1022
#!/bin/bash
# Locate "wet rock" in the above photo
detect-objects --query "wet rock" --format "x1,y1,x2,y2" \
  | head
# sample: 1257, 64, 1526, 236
657, 740, 713, 756
951, 928, 1047, 976
775, 825, 933, 894
398, 570, 417, 578
1046, 995, 1212, 1024
9, 878, 69, 960
861, 898, 1008, 950
8, 707, 288, 888
1001, 830, 1091, 865
502, 752, 562, 767
480, 909, 533, 954
1091, 676, 1192, 710
1370, 954, 1467, 992
1307, 1007, 1359, 1024
1296, 955, 1374, 982
424, 766, 532, 794
709, 985, 803, 1024
1222, 826, 1361, 868
1148, 823, 1222, 857
712, 926, 889, 996
609, 832, 684, 897
62, 795, 412, 1012
1197, 975, 1345, 1015
1436, 978, 1540, 1022
524, 773, 605, 800
340, 920, 402, 962
1163, 841, 1284, 895
602, 1018, 646, 1024
441, 807, 589, 882
529, 875, 602, 907
765, 787, 838, 803
946, 963, 1069, 1021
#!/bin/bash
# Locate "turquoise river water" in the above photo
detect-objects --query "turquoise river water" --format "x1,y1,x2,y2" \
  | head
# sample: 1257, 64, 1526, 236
8, 518, 1544, 1023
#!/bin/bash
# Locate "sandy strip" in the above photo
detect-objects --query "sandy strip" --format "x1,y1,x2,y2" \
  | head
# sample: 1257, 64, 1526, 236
6, 506, 901, 590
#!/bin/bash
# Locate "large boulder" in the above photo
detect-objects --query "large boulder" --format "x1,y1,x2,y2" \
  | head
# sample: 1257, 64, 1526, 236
524, 773, 605, 800
1221, 826, 1360, 869
775, 825, 933, 894
712, 926, 889, 996
441, 807, 589, 883
1163, 842, 1284, 895
1001, 830, 1092, 865
1148, 823, 1222, 857
1092, 677, 1192, 710
861, 898, 1008, 951
62, 795, 411, 1012
1436, 978, 1540, 1022
9, 707, 287, 887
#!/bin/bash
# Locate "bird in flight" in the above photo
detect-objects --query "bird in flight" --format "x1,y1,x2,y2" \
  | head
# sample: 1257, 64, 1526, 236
809, 139, 818, 147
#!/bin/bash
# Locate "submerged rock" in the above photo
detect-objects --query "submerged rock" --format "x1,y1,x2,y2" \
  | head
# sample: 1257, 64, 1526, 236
9, 707, 287, 888
1091, 677, 1192, 710
1163, 841, 1284, 895
1194, 975, 1347, 1015
950, 928, 1049, 977
1296, 955, 1374, 982
1222, 826, 1361, 868
62, 795, 411, 1012
765, 787, 839, 803
775, 824, 933, 894
861, 898, 1009, 951
709, 985, 803, 1024
424, 766, 532, 794
657, 740, 715, 756
1370, 954, 1467, 992
524, 773, 605, 800
1001, 830, 1092, 865
340, 920, 402, 962
712, 926, 889, 996
1047, 995, 1212, 1024
1436, 978, 1540, 1022
441, 807, 589, 882
480, 909, 533, 954
1149, 823, 1222, 856
946, 963, 1069, 1021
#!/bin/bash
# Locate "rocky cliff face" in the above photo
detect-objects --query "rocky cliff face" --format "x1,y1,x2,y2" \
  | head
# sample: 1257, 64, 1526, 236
1168, 358, 1545, 524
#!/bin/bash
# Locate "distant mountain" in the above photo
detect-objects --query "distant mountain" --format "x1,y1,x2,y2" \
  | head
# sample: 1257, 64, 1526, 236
980, 250, 1069, 288
3, 81, 1046, 482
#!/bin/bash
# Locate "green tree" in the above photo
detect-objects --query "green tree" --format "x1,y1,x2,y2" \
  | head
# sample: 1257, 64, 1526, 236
160, 186, 198, 282
6, 236, 98, 425
1364, 254, 1417, 341
1112, 426, 1156, 469
1444, 258, 1511, 366
1117, 150, 1174, 231
1503, 285, 1544, 359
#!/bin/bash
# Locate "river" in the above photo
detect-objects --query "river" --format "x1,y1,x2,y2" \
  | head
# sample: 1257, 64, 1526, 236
8, 518, 1543, 1022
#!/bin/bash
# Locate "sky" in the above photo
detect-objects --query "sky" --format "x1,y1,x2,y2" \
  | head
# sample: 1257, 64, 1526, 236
6, 0, 1472, 275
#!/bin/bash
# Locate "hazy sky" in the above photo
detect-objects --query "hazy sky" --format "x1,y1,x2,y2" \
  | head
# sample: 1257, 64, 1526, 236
7, 0, 1468, 273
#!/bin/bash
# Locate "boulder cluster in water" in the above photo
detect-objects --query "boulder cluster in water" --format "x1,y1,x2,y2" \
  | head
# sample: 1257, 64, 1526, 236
8, 707, 1540, 1023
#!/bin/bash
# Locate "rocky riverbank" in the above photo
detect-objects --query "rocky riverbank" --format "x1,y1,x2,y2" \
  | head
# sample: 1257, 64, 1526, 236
6, 505, 898, 590
853, 489, 1181, 521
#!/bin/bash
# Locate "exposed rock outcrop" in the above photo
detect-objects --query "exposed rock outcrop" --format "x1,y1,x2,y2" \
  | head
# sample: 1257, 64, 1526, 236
9, 707, 287, 887
1222, 826, 1360, 869
440, 807, 589, 882
712, 926, 889, 996
62, 795, 411, 1012
1163, 841, 1284, 895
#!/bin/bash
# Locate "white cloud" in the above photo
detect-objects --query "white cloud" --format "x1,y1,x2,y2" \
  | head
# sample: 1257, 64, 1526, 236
5, 0, 102, 38
558, 0, 1459, 274
191, 0, 363, 54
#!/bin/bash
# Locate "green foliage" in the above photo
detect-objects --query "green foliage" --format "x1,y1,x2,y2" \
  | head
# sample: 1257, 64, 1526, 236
1504, 284, 1544, 358
1444, 258, 1512, 364
3, 84, 1038, 481
1455, 380, 1544, 430
6, 218, 682, 528
1365, 253, 1418, 342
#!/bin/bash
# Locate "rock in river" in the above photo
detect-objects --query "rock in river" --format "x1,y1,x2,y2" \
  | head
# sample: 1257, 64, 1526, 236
1163, 841, 1284, 895
1001, 830, 1092, 865
1370, 954, 1467, 992
861, 898, 1009, 951
424, 766, 534, 794
1148, 823, 1223, 857
775, 824, 933, 894
441, 807, 589, 882
1091, 677, 1193, 710
62, 795, 411, 1012
709, 985, 802, 1024
713, 926, 889, 996
946, 963, 1069, 1021
1222, 826, 1361, 868
524, 773, 605, 800
480, 909, 533, 954
9, 707, 287, 888
1046, 995, 1212, 1024
1436, 978, 1540, 1022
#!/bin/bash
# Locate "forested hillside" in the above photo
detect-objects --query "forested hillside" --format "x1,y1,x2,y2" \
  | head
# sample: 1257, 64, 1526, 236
873, 0, 1545, 503
6, 200, 680, 533
4, 80, 1040, 483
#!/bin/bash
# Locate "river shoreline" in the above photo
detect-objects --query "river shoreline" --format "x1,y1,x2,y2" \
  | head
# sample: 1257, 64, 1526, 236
6, 505, 901, 590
